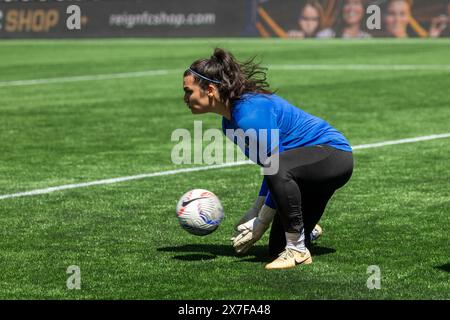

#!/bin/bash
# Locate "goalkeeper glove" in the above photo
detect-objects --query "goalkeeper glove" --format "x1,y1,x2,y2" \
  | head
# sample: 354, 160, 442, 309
232, 205, 276, 254
231, 196, 265, 240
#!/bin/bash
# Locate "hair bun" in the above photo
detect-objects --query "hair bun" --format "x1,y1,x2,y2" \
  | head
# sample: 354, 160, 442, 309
212, 48, 230, 63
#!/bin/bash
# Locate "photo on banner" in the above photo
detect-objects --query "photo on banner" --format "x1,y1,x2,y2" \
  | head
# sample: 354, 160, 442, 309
255, 0, 450, 38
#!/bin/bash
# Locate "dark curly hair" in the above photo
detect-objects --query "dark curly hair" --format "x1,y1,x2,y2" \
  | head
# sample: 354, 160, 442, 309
184, 48, 273, 107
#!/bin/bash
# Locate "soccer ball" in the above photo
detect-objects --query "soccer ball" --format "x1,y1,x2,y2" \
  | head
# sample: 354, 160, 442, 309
176, 189, 224, 236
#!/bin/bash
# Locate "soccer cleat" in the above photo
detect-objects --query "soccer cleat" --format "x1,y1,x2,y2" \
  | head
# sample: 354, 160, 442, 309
265, 248, 312, 270
310, 224, 323, 242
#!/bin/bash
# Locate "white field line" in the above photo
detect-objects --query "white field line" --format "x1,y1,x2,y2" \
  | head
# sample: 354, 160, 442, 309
1, 133, 449, 201
268, 64, 450, 71
0, 161, 251, 200
352, 133, 450, 149
0, 69, 174, 87
1, 64, 450, 87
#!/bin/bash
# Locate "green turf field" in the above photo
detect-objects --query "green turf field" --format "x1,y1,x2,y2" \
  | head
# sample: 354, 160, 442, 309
0, 39, 449, 299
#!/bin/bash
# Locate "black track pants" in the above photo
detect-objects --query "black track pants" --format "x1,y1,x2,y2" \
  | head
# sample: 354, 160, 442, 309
264, 145, 353, 256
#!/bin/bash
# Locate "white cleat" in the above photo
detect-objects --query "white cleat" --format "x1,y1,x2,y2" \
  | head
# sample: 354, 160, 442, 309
265, 248, 312, 270
310, 224, 323, 242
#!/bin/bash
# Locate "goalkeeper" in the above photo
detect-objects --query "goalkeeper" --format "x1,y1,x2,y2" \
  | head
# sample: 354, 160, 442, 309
183, 48, 353, 270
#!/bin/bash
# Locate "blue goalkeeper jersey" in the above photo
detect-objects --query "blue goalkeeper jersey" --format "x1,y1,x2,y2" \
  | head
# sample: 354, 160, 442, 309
221, 93, 352, 208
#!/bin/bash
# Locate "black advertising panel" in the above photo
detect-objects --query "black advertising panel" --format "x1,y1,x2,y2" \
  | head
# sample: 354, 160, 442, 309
0, 0, 449, 38
0, 0, 252, 38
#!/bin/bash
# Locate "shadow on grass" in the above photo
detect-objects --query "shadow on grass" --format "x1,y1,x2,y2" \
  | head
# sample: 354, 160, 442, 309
158, 244, 236, 257
173, 254, 217, 261
158, 244, 268, 262
238, 245, 337, 263
158, 244, 336, 263
311, 246, 337, 256
435, 263, 450, 273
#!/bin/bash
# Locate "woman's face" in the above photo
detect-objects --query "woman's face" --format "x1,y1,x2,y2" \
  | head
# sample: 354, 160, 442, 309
343, 0, 364, 26
299, 5, 320, 36
183, 75, 212, 114
385, 0, 411, 36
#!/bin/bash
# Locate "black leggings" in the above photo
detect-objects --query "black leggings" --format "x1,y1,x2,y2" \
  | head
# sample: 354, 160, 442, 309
264, 145, 353, 256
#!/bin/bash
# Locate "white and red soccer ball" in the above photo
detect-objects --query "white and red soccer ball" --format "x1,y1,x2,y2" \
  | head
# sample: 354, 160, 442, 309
176, 189, 224, 236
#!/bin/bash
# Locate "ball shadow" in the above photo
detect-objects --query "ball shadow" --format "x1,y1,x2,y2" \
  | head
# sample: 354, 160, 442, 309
158, 244, 236, 257
238, 245, 337, 263
173, 254, 217, 261
435, 263, 450, 273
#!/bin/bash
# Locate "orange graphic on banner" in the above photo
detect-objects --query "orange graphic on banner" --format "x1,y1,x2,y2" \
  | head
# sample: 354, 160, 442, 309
256, 21, 270, 38
257, 6, 287, 38
409, 16, 428, 38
